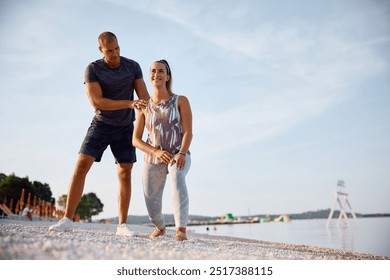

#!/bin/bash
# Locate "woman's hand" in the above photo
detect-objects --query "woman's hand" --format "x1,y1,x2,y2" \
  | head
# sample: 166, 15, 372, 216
173, 153, 186, 169
154, 149, 174, 164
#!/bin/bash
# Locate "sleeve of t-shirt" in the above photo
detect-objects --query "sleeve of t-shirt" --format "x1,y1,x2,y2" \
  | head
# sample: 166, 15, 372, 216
84, 63, 98, 84
134, 61, 143, 80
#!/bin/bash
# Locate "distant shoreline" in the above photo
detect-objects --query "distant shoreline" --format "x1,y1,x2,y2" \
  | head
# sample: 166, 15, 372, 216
99, 210, 390, 225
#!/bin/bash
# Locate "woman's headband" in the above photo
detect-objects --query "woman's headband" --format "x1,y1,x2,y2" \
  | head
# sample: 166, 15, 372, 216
158, 59, 171, 75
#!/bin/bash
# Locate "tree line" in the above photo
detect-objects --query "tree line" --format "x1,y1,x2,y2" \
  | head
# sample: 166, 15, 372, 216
0, 173, 103, 221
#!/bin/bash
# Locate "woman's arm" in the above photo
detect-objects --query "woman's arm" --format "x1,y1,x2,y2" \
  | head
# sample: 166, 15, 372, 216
178, 95, 193, 154
132, 110, 173, 164
132, 110, 151, 153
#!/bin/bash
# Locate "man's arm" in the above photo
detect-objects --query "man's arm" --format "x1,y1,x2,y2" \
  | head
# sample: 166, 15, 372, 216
134, 78, 150, 101
85, 82, 141, 110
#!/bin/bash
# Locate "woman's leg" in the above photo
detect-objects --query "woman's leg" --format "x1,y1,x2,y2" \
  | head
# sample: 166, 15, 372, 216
168, 155, 191, 230
142, 163, 167, 229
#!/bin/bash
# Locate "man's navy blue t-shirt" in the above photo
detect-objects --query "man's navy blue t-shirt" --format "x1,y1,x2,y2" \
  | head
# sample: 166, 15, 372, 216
84, 57, 143, 126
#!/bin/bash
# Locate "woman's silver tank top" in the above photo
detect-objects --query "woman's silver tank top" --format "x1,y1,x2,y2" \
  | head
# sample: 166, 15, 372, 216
144, 94, 183, 164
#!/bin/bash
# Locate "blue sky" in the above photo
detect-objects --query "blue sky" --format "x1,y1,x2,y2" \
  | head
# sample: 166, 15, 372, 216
1, 0, 389, 220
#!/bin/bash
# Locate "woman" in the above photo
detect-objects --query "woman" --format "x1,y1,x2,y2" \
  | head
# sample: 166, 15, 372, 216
133, 59, 193, 241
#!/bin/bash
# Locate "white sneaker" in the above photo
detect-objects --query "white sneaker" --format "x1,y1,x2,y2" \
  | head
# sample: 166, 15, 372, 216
49, 217, 73, 232
116, 223, 136, 237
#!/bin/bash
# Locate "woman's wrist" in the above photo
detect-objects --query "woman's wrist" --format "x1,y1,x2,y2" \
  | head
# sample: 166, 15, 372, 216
178, 152, 186, 156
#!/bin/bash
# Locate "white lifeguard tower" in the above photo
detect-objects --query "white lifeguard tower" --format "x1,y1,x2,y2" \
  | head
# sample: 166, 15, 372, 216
326, 180, 358, 227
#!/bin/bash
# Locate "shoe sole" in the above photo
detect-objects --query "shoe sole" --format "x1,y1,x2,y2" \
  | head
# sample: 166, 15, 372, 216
116, 232, 140, 237
48, 228, 73, 232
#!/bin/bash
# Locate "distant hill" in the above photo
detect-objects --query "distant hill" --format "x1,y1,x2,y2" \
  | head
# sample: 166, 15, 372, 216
288, 209, 390, 219
98, 209, 390, 224
245, 209, 390, 220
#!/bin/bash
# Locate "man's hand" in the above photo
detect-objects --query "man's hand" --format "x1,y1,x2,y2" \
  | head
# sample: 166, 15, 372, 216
132, 99, 148, 110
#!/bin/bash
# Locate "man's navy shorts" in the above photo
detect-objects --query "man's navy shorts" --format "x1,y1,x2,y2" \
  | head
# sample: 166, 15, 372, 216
79, 119, 136, 164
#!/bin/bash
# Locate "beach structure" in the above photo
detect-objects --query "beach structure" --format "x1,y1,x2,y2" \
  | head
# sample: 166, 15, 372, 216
1, 188, 65, 221
326, 180, 358, 227
0, 204, 18, 219
225, 213, 234, 220
274, 215, 290, 222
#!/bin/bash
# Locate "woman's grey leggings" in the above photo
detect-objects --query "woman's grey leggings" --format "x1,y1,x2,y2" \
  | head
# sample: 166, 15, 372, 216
142, 155, 191, 229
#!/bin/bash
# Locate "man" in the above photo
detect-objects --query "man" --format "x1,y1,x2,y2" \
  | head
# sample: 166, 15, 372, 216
49, 32, 149, 236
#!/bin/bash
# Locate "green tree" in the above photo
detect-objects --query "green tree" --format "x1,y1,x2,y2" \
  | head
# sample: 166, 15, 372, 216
74, 192, 104, 222
0, 174, 32, 211
57, 194, 67, 209
31, 181, 54, 204
0, 173, 6, 182
0, 173, 55, 211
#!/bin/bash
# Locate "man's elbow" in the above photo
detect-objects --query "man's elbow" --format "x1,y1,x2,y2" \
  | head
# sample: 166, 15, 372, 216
90, 100, 102, 110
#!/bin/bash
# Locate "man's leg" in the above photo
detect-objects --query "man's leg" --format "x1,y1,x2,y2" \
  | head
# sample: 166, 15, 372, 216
49, 153, 95, 232
117, 163, 133, 225
64, 153, 95, 219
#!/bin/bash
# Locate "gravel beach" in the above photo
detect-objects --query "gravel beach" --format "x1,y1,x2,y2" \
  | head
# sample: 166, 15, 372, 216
1, 219, 388, 260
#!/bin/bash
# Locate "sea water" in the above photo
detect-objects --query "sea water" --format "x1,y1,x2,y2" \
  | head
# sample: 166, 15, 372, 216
188, 217, 390, 257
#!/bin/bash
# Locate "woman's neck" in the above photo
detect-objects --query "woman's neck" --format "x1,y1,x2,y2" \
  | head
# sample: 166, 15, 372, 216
152, 88, 172, 104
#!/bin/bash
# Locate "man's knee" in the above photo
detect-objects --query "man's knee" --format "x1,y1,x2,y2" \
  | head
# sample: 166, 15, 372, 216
74, 154, 95, 175
117, 163, 133, 182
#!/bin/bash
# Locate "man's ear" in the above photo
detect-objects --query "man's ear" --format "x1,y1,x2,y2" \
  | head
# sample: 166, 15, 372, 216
98, 46, 102, 53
